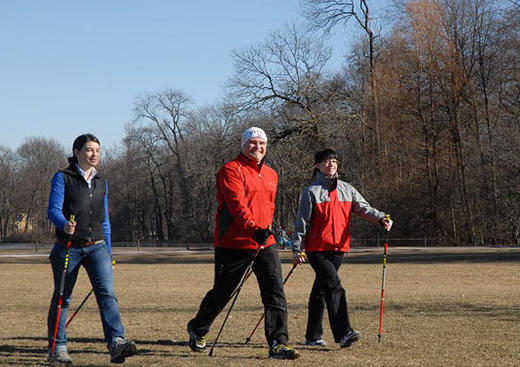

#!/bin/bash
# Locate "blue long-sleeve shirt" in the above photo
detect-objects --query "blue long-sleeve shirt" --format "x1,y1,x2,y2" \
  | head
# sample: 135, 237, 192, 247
47, 171, 112, 253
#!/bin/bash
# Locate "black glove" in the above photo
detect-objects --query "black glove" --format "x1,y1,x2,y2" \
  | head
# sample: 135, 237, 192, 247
253, 227, 271, 245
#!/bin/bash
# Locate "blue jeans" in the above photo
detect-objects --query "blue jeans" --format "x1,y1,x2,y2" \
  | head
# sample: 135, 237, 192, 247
47, 242, 125, 351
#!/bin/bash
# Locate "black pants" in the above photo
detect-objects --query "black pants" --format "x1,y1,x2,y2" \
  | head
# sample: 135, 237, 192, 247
305, 251, 353, 342
188, 245, 289, 346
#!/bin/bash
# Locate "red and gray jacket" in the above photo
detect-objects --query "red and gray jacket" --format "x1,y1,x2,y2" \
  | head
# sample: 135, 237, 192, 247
292, 171, 386, 253
214, 153, 277, 250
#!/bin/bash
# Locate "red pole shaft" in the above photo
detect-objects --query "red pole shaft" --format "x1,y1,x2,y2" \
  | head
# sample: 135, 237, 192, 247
51, 215, 74, 355
51, 241, 71, 354
245, 314, 265, 344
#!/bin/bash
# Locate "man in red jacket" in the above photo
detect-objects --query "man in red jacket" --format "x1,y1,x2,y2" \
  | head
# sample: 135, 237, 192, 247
187, 127, 299, 360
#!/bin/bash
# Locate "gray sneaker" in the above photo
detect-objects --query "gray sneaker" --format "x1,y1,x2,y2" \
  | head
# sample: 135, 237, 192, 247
339, 330, 361, 348
47, 350, 73, 365
109, 338, 137, 363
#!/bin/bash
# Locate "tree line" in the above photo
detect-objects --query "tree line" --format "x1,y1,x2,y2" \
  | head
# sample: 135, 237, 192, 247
1, 0, 518, 246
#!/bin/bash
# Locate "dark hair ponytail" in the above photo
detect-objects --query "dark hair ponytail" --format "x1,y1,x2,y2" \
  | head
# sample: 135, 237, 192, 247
67, 134, 101, 165
312, 167, 320, 179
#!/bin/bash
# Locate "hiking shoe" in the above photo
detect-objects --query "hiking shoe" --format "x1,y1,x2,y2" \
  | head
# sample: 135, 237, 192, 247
187, 323, 207, 352
305, 338, 327, 346
109, 338, 137, 363
339, 330, 361, 348
269, 343, 300, 360
47, 350, 73, 365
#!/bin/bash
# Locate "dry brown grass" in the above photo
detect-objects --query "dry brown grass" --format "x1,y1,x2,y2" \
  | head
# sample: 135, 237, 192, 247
0, 247, 519, 366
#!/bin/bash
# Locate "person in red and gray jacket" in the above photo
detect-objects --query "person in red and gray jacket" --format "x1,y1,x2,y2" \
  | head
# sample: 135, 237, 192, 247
187, 127, 300, 360
291, 149, 393, 348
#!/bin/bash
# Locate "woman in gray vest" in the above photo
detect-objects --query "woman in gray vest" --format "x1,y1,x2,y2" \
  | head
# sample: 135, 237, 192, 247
46, 134, 137, 364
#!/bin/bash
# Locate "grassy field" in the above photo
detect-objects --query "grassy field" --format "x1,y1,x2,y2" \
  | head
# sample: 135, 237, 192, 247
0, 247, 519, 366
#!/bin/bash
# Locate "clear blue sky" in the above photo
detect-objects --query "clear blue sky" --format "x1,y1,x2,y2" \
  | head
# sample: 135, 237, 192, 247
0, 1, 390, 152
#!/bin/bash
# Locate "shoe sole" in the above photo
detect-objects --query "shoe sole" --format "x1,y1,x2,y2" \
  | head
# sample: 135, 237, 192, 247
269, 353, 300, 360
110, 343, 137, 363
269, 351, 300, 360
305, 341, 327, 346
189, 343, 207, 352
47, 359, 72, 365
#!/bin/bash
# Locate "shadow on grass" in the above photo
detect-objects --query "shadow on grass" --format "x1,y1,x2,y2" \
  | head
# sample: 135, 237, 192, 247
2, 337, 275, 365
409, 303, 520, 318
3, 336, 275, 350
115, 301, 518, 316
6, 335, 194, 347
0, 344, 45, 354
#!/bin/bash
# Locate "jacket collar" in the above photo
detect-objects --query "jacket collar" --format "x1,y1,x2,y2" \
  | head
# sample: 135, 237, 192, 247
237, 152, 265, 171
61, 164, 103, 180
313, 170, 338, 189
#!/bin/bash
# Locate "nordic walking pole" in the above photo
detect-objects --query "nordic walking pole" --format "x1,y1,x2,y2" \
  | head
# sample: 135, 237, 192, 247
208, 243, 264, 356
378, 214, 391, 343
66, 288, 94, 327
244, 261, 299, 344
51, 214, 75, 355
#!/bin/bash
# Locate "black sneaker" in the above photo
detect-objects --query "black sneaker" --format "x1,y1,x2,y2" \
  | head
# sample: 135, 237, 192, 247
269, 343, 300, 360
47, 350, 73, 365
339, 330, 361, 348
187, 323, 207, 352
109, 338, 137, 363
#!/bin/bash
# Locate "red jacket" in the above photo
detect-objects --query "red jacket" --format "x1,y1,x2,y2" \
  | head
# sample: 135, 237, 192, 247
214, 153, 277, 250
292, 171, 385, 253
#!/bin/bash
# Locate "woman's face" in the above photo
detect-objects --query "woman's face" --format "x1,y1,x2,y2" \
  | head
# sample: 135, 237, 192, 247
316, 158, 338, 178
75, 141, 100, 169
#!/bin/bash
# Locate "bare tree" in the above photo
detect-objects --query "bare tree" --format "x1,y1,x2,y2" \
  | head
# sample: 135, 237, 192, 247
302, 0, 384, 155
0, 146, 16, 239
16, 137, 66, 239
228, 24, 334, 142
184, 102, 240, 240
127, 126, 169, 240
132, 89, 197, 239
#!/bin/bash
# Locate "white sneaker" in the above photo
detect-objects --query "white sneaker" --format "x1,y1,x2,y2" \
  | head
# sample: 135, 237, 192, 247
305, 338, 327, 346
47, 350, 73, 365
